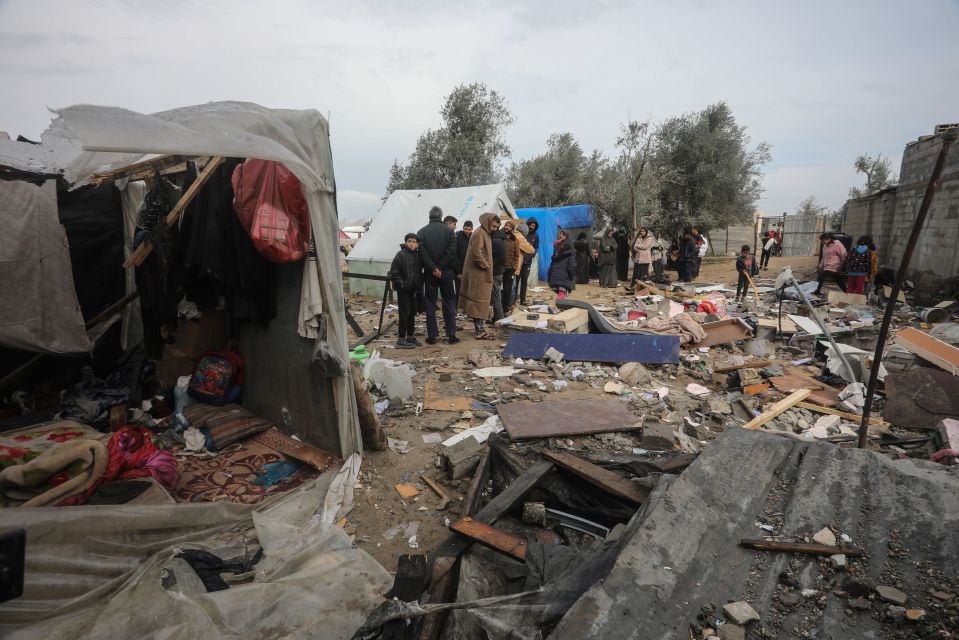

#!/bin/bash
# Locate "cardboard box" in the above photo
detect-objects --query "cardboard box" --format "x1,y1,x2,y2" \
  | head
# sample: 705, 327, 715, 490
176, 310, 227, 358
156, 344, 196, 386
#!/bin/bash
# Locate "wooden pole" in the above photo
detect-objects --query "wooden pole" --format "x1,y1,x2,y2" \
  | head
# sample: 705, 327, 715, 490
350, 362, 387, 451
857, 130, 956, 448
123, 156, 225, 268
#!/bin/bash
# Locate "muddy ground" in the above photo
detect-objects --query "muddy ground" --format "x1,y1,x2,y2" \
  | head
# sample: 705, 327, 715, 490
343, 255, 823, 571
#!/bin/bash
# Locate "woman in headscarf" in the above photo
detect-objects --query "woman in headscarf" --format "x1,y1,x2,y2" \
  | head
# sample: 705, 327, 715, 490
548, 241, 577, 300
631, 226, 655, 284
615, 230, 630, 282
553, 229, 569, 249
573, 232, 591, 284
598, 229, 619, 287
458, 212, 500, 338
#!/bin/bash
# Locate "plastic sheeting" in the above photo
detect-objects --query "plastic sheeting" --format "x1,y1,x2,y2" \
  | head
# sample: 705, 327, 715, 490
1, 101, 361, 457
0, 455, 392, 640
346, 184, 516, 296
0, 179, 91, 353
514, 205, 595, 281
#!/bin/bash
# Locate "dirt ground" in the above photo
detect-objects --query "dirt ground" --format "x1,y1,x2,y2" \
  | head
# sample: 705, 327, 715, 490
343, 255, 822, 572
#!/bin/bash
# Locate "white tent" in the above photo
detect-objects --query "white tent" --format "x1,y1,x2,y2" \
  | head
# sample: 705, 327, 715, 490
346, 183, 518, 295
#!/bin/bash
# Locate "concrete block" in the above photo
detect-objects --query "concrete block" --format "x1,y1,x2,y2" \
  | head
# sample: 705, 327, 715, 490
619, 362, 651, 386
812, 527, 836, 547
641, 422, 676, 450
444, 435, 483, 480
722, 601, 759, 625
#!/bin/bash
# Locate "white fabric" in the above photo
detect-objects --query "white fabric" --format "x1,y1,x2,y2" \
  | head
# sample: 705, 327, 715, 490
0, 179, 91, 353
346, 183, 516, 295
698, 236, 709, 257
117, 179, 146, 350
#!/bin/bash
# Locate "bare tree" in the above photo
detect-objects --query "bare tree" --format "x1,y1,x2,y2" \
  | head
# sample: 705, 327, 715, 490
616, 119, 655, 233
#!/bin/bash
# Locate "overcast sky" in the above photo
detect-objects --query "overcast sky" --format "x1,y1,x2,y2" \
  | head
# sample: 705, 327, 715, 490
2, 0, 957, 222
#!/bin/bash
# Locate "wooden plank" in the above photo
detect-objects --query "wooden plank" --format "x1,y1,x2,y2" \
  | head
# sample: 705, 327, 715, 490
695, 318, 754, 348
769, 374, 840, 407
124, 156, 225, 268
714, 360, 771, 374
547, 308, 589, 334
795, 402, 891, 428
383, 553, 428, 639
430, 461, 553, 564
503, 333, 681, 364
463, 450, 491, 516
739, 539, 864, 557
742, 389, 812, 430
417, 556, 460, 640
757, 317, 797, 334
827, 291, 868, 306
450, 518, 527, 561
88, 154, 189, 186
423, 379, 472, 412
497, 399, 643, 439
787, 314, 824, 335
542, 449, 648, 505
892, 326, 959, 375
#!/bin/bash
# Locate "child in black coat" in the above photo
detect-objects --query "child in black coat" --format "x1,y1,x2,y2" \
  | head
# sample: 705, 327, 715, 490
388, 233, 424, 348
735, 244, 759, 302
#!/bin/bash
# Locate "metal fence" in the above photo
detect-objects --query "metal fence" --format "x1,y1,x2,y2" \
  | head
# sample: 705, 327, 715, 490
760, 215, 826, 256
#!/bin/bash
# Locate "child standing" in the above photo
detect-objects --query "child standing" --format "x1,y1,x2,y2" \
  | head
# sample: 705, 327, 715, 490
388, 233, 424, 349
735, 244, 759, 301
844, 237, 873, 295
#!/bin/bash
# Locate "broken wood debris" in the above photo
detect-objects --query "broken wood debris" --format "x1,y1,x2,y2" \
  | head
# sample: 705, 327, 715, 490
742, 389, 812, 430
497, 399, 643, 439
420, 475, 450, 510
739, 538, 865, 557
449, 517, 527, 561
542, 448, 649, 506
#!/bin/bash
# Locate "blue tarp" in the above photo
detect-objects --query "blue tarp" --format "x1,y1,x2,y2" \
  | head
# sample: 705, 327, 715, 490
516, 205, 595, 281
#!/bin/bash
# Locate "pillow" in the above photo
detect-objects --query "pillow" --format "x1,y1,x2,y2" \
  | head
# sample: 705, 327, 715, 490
182, 404, 272, 450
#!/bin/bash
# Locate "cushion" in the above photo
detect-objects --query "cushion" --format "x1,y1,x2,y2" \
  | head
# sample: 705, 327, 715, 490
182, 403, 272, 450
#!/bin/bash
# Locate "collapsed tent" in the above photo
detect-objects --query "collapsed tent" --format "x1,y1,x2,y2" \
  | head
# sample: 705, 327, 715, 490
346, 183, 517, 296
514, 205, 595, 281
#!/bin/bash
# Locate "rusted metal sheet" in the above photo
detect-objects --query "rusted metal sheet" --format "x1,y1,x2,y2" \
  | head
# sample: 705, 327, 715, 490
497, 399, 642, 439
542, 449, 648, 505
450, 518, 527, 561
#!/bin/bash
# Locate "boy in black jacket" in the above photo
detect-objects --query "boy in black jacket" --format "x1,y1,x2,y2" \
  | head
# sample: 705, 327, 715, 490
388, 233, 424, 349
735, 244, 759, 302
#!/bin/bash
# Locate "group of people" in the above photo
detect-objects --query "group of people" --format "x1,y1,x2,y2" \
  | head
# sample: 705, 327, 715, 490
814, 232, 879, 297
387, 207, 541, 346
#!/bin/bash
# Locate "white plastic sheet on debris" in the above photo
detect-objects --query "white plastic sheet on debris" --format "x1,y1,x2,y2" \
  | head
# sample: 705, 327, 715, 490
442, 415, 503, 447
824, 343, 887, 384
0, 456, 391, 640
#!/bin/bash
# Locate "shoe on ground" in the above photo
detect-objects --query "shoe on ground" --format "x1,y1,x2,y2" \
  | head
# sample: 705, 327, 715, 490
425, 337, 438, 345
396, 338, 414, 349
407, 337, 422, 346
447, 335, 460, 344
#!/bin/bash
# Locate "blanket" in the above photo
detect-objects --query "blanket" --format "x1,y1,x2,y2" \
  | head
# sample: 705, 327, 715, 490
0, 440, 108, 507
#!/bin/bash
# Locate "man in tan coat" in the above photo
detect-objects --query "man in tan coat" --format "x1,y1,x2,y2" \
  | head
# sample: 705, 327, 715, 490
458, 212, 499, 337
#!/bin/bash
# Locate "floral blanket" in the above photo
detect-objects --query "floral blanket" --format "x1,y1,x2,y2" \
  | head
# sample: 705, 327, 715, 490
0, 421, 108, 507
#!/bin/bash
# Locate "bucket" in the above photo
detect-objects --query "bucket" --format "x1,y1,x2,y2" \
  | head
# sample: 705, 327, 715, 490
919, 307, 949, 324
382, 363, 414, 401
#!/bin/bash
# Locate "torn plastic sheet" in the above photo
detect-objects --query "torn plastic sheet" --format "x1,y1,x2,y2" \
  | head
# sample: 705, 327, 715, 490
1, 456, 390, 640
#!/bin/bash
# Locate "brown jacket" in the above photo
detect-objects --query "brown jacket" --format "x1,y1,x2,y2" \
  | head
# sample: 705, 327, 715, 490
458, 213, 497, 319
504, 228, 535, 272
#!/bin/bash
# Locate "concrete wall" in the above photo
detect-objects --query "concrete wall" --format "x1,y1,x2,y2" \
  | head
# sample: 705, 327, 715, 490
843, 134, 959, 291
240, 261, 341, 456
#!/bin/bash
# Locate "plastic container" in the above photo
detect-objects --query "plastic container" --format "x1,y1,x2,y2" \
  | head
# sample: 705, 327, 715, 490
349, 345, 371, 363
381, 363, 414, 401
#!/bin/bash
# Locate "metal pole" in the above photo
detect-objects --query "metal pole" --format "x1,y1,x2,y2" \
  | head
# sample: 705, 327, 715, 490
783, 267, 858, 384
857, 130, 956, 447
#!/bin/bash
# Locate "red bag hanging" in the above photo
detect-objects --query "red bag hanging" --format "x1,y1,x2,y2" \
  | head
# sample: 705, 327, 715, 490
231, 159, 310, 262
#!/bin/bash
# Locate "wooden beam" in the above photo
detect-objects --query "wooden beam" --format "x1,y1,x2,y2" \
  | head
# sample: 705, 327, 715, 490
463, 449, 491, 517
744, 271, 763, 306
542, 449, 648, 506
450, 518, 527, 561
742, 389, 812, 430
88, 154, 194, 186
417, 557, 460, 640
714, 360, 771, 374
382, 554, 428, 640
739, 539, 864, 557
795, 402, 891, 428
123, 156, 225, 268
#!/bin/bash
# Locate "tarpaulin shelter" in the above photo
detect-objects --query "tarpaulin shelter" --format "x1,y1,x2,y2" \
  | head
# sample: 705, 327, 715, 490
346, 183, 517, 296
515, 205, 595, 281
0, 102, 392, 638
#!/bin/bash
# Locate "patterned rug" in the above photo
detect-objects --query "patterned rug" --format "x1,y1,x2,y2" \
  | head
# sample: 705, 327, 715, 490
173, 440, 319, 504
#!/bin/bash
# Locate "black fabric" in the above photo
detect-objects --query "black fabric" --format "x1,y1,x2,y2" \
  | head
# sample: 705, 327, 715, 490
737, 273, 749, 298
502, 269, 515, 310
175, 548, 259, 593
548, 251, 577, 291
397, 291, 416, 339
416, 220, 456, 271
179, 158, 276, 326
524, 225, 540, 265
615, 233, 630, 282
516, 261, 531, 304
573, 239, 590, 284
490, 230, 507, 275
455, 230, 471, 274
87, 479, 152, 505
387, 245, 424, 293
632, 262, 649, 282
814, 270, 847, 294
424, 269, 457, 339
